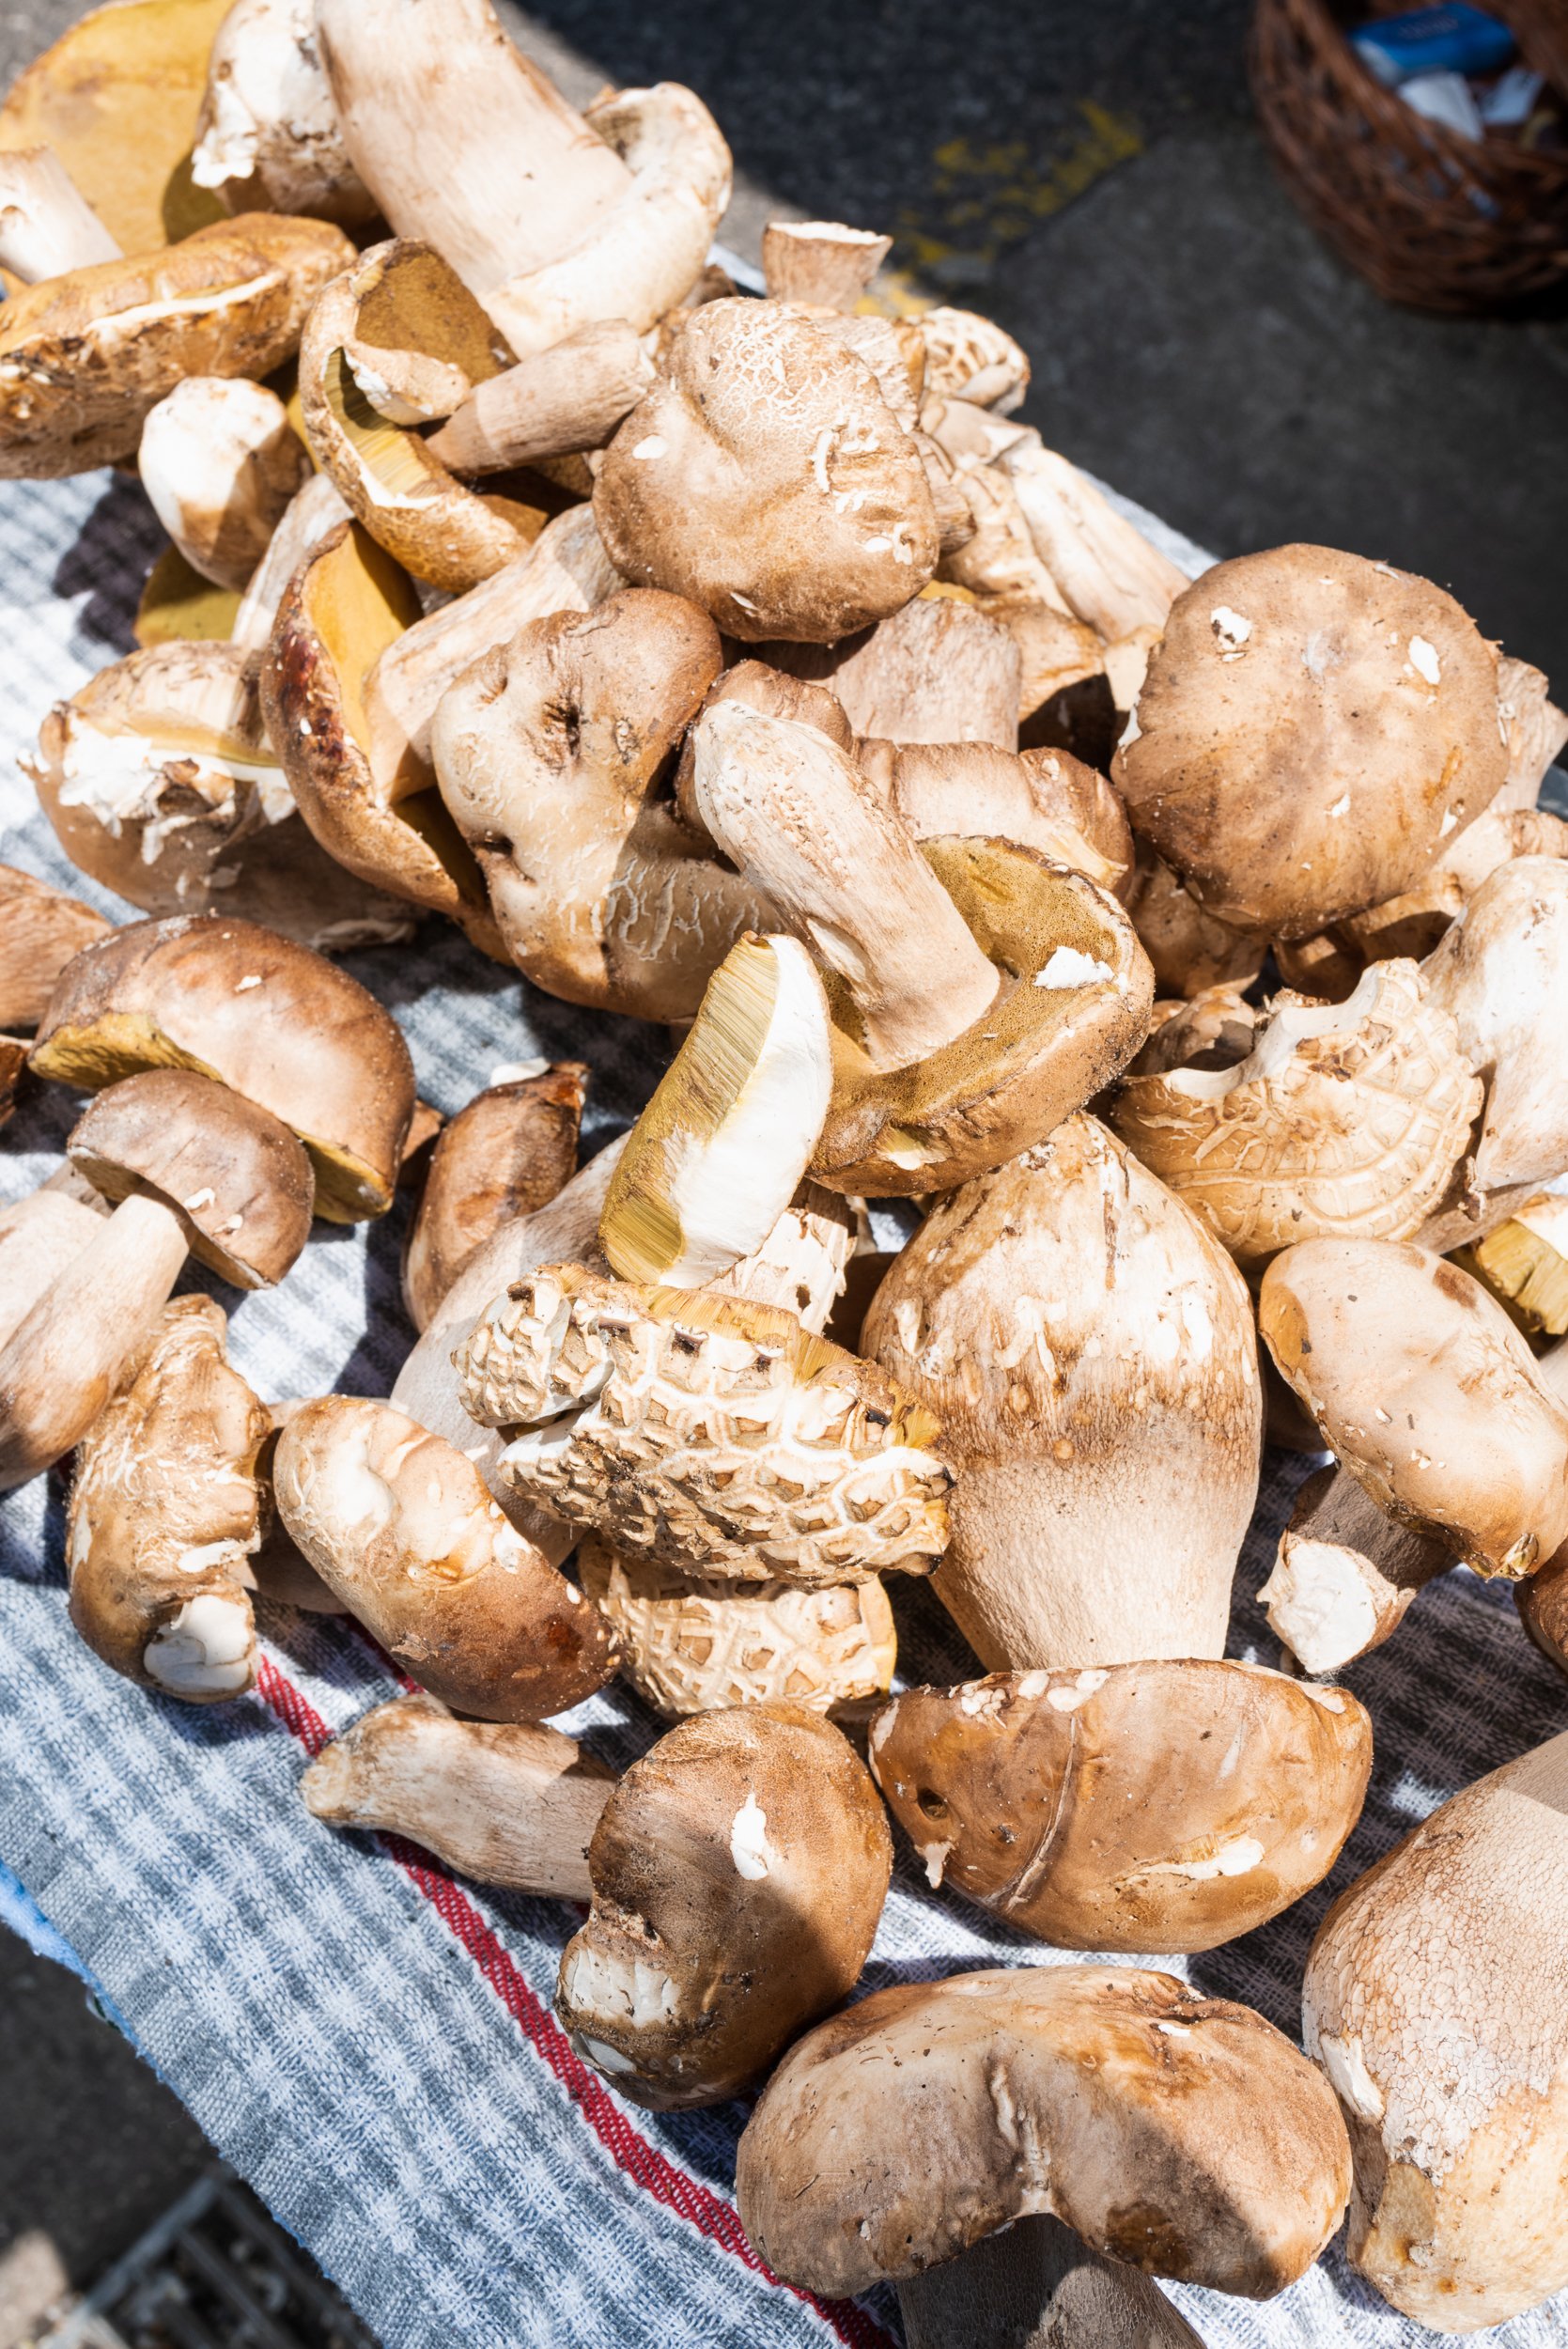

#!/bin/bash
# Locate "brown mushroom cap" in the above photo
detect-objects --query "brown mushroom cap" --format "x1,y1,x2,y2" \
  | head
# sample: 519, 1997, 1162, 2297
69, 1067, 313, 1288
274, 1395, 620, 1720
1124, 843, 1266, 1000
594, 297, 939, 644
869, 1659, 1371, 1952
756, 592, 1022, 749
0, 863, 111, 1029
736, 1964, 1351, 2300
1516, 1544, 1568, 1676
403, 1062, 584, 1331
1114, 546, 1508, 939
30, 911, 415, 1221
556, 1701, 892, 2108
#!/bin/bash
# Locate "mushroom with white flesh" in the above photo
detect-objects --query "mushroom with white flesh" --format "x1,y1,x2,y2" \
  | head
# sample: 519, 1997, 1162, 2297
690, 703, 1153, 1195
272, 1397, 621, 1721
555, 1702, 891, 2108
0, 1182, 109, 1352
755, 591, 1023, 751
1259, 1462, 1454, 1677
0, 863, 111, 1029
429, 587, 774, 1019
1465, 1190, 1568, 1336
425, 320, 654, 477
736, 1966, 1351, 2302
864, 1113, 1261, 1670
868, 1658, 1371, 1950
403, 1063, 585, 1332
1114, 546, 1509, 941
138, 376, 309, 591
1260, 1237, 1568, 1580
1110, 959, 1481, 1266
191, 0, 376, 224
0, 145, 121, 283
30, 912, 416, 1222
760, 217, 891, 309
1304, 1728, 1568, 2330
0, 211, 353, 477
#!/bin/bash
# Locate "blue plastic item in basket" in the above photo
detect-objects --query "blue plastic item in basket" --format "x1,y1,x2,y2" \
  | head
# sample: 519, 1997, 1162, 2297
1352, 4, 1518, 85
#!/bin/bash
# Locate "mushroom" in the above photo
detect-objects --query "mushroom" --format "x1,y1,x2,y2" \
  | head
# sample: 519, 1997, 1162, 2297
138, 376, 309, 590
1258, 1462, 1453, 1677
863, 1113, 1261, 1670
30, 911, 416, 1221
1422, 855, 1568, 1196
998, 434, 1188, 643
735, 1965, 1351, 2302
755, 591, 1022, 749
916, 308, 1032, 412
455, 1263, 953, 1588
690, 702, 1153, 1195
760, 218, 891, 310
897, 2216, 1203, 2349
1303, 1728, 1568, 2329
0, 146, 121, 283
425, 319, 654, 476
429, 585, 772, 1018
1114, 547, 1509, 939
25, 638, 416, 948
593, 298, 939, 644
272, 1397, 621, 1721
1110, 959, 1481, 1266
0, 1183, 110, 1348
230, 470, 349, 651
868, 1659, 1370, 1950
1466, 1190, 1568, 1336
403, 1062, 585, 1332
0, 863, 111, 1029
556, 1701, 891, 2108
1259, 1237, 1568, 1579
65, 1294, 272, 1700
859, 739, 1134, 898
576, 1534, 895, 1719
1124, 844, 1266, 1000
191, 0, 376, 224
0, 211, 354, 477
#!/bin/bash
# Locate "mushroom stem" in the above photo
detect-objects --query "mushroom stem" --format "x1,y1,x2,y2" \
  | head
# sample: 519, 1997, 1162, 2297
691, 702, 1001, 1069
0, 147, 120, 284
898, 2217, 1203, 2349
761, 219, 892, 311
427, 319, 653, 474
1258, 1463, 1453, 1675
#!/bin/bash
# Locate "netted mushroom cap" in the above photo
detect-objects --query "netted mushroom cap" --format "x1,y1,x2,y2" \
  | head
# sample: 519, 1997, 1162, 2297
69, 1066, 313, 1287
403, 1062, 584, 1330
456, 1263, 953, 1587
916, 306, 1031, 412
1110, 960, 1481, 1266
1114, 546, 1508, 939
556, 1702, 891, 2108
578, 1534, 894, 1719
67, 1294, 270, 1701
868, 1659, 1370, 1952
1423, 855, 1568, 1194
594, 298, 939, 644
736, 1965, 1351, 2299
31, 911, 415, 1221
0, 211, 353, 476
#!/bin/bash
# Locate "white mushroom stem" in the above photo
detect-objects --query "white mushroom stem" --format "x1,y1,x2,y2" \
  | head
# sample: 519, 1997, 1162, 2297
762, 219, 892, 311
193, 0, 376, 225
139, 377, 310, 591
999, 435, 1188, 642
0, 1188, 106, 1347
0, 147, 120, 284
1258, 1464, 1452, 1677
427, 320, 654, 474
232, 471, 350, 653
691, 702, 1000, 1069
899, 2217, 1203, 2349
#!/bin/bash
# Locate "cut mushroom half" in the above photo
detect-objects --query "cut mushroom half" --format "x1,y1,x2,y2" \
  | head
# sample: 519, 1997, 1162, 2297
138, 375, 309, 590
1258, 1462, 1453, 1677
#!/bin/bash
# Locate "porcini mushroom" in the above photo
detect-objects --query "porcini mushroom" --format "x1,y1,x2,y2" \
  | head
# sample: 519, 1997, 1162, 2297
1467, 1190, 1568, 1335
757, 591, 1021, 750
1422, 854, 1568, 1196
0, 863, 111, 1029
1258, 1462, 1453, 1676
863, 1113, 1261, 1670
425, 319, 654, 477
403, 1063, 585, 1331
191, 0, 376, 225
138, 376, 309, 590
865, 740, 1134, 898
556, 1701, 891, 2108
917, 307, 1031, 412
1124, 845, 1266, 1000
0, 146, 121, 283
760, 218, 891, 310
897, 2216, 1203, 2349
230, 469, 349, 651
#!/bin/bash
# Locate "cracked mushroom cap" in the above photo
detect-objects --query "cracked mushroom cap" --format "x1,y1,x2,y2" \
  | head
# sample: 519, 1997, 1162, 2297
1422, 854, 1568, 1194
1260, 1237, 1568, 1579
455, 1262, 953, 1589
0, 210, 352, 477
403, 1062, 584, 1331
594, 298, 939, 644
67, 1294, 271, 1701
736, 1965, 1351, 2300
556, 1701, 891, 2108
274, 1396, 620, 1721
30, 911, 415, 1221
1114, 547, 1509, 940
868, 1659, 1371, 1952
1110, 959, 1481, 1266
916, 306, 1031, 412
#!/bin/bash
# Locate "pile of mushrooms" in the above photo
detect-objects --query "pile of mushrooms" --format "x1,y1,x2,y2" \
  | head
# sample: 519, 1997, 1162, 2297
3, 0, 1568, 2337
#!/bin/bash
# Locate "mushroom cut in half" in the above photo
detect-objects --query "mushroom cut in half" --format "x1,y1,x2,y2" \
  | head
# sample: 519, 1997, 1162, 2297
273, 1398, 619, 1721
869, 1660, 1370, 1951
455, 1264, 953, 1589
1110, 959, 1480, 1266
557, 1703, 891, 2108
1258, 1462, 1454, 1678
1114, 546, 1508, 940
736, 1966, 1351, 2301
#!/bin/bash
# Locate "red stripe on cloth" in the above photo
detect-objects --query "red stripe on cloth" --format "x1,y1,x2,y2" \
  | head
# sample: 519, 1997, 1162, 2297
253, 1656, 894, 2349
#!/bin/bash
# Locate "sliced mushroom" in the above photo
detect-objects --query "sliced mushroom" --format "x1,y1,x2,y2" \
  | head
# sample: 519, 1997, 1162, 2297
403, 1063, 584, 1332
138, 376, 308, 590
192, 0, 376, 224
1422, 855, 1568, 1195
1258, 1462, 1453, 1676
425, 319, 654, 476
556, 1702, 891, 2108
0, 145, 121, 283
0, 863, 111, 1029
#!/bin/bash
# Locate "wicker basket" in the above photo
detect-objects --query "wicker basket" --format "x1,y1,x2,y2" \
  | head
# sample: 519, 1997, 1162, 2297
1250, 0, 1568, 312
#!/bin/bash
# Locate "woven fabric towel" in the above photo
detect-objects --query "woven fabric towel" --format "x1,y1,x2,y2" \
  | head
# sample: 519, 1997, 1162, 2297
1, 471, 1564, 2349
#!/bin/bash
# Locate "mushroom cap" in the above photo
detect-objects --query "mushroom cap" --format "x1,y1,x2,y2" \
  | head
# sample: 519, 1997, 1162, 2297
1259, 1237, 1568, 1578
1516, 1547, 1568, 1676
69, 1066, 314, 1288
31, 910, 415, 1221
138, 373, 309, 590
868, 1659, 1370, 1952
1114, 546, 1508, 939
66, 1294, 269, 1700
1125, 842, 1266, 1000
556, 1701, 891, 2108
0, 863, 111, 1029
863, 740, 1132, 898
756, 591, 1021, 749
704, 1179, 855, 1337
736, 1964, 1351, 2298
403, 1062, 584, 1331
274, 1396, 620, 1720
0, 211, 354, 476
594, 298, 939, 645
917, 306, 1031, 412
672, 659, 856, 835
1423, 854, 1568, 1192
